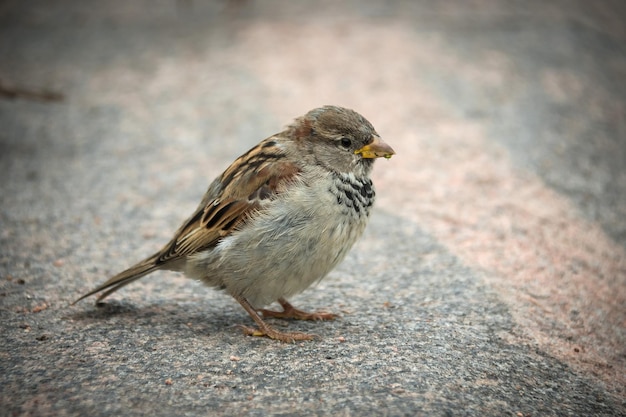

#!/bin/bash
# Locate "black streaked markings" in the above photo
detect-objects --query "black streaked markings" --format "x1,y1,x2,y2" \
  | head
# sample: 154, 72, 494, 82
222, 216, 240, 231
203, 201, 236, 229
331, 174, 375, 216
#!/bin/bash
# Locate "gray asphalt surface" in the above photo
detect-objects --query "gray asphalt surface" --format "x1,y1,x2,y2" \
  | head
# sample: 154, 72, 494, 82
1, 1, 625, 416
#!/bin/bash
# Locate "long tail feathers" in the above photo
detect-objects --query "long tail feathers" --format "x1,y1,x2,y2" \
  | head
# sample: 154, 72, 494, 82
72, 252, 162, 305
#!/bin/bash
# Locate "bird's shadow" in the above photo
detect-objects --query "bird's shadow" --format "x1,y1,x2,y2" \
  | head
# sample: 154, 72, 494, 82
65, 298, 317, 339
66, 299, 248, 338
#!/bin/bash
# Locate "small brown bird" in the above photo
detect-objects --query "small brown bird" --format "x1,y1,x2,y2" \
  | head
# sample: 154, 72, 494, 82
74, 106, 395, 342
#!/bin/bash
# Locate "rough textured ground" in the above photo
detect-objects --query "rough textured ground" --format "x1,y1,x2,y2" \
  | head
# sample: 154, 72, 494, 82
1, 1, 625, 416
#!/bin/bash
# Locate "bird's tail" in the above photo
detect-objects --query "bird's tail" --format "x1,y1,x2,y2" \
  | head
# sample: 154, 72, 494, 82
72, 252, 163, 305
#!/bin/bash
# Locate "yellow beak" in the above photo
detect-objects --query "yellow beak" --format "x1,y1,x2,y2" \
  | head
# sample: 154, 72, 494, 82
354, 136, 395, 159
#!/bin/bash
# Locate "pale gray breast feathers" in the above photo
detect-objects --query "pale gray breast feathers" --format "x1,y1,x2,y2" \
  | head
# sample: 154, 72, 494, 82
187, 171, 377, 307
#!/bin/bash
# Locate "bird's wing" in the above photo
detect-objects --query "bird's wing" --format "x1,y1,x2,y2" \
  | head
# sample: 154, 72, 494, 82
73, 138, 300, 304
156, 140, 300, 263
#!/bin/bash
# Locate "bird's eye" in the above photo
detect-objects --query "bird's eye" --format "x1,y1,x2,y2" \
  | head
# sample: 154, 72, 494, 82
340, 137, 352, 148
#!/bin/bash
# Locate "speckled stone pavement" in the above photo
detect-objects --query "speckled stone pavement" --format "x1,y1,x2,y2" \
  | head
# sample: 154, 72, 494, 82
1, 1, 625, 416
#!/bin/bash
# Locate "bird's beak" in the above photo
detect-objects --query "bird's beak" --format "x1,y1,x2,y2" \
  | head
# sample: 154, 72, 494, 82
354, 136, 395, 159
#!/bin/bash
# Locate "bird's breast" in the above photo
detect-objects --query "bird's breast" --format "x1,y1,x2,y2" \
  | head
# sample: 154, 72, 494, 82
188, 172, 376, 307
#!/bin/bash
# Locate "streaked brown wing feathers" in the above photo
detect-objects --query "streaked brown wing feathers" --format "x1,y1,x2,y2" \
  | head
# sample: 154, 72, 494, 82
156, 154, 300, 264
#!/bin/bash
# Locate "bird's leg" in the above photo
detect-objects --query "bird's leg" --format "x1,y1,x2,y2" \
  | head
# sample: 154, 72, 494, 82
233, 294, 316, 342
260, 297, 338, 321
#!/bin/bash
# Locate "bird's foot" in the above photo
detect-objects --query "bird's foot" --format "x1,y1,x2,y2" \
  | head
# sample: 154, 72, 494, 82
233, 295, 320, 342
260, 297, 338, 321
260, 305, 337, 321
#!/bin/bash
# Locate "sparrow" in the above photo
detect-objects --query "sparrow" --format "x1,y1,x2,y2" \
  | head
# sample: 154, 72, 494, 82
73, 106, 395, 342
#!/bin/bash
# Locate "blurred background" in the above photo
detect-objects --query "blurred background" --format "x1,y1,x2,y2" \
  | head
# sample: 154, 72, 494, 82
2, 0, 625, 241
1, 1, 625, 415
